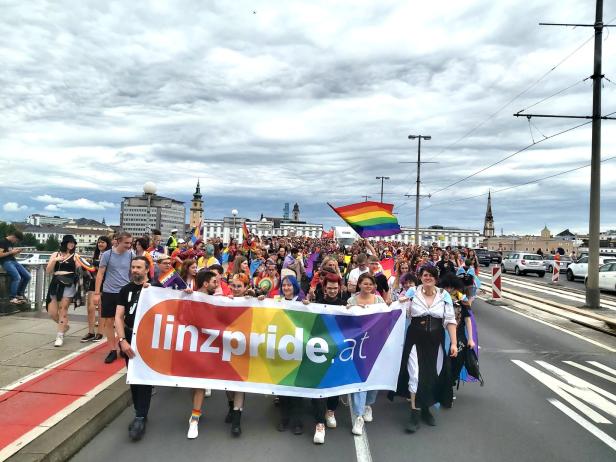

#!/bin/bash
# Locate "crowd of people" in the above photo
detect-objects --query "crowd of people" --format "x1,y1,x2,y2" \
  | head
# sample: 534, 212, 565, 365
34, 228, 484, 444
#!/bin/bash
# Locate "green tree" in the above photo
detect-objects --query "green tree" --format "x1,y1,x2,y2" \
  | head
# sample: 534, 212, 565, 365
21, 233, 39, 247
0, 222, 18, 240
44, 235, 60, 251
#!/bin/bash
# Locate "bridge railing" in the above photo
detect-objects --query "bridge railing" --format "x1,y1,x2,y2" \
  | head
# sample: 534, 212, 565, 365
0, 263, 50, 312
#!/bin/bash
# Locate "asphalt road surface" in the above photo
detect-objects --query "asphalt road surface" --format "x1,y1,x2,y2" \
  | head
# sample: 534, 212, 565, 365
71, 298, 616, 462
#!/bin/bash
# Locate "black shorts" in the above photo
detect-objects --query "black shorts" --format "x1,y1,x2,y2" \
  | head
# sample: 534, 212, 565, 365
100, 292, 120, 318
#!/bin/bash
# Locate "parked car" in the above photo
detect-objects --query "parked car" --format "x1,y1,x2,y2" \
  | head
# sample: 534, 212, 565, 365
542, 255, 572, 273
474, 249, 492, 266
584, 262, 616, 291
501, 252, 546, 277
566, 256, 616, 281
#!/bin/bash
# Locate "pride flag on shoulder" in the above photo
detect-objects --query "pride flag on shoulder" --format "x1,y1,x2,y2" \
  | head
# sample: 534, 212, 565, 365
328, 201, 401, 238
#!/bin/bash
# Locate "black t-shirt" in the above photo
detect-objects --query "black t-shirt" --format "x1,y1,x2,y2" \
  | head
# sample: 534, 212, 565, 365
118, 282, 145, 330
0, 238, 15, 262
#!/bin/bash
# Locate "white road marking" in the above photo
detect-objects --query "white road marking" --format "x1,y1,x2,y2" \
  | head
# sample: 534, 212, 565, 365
347, 394, 372, 462
548, 399, 616, 452
536, 361, 616, 407
563, 361, 616, 384
587, 361, 616, 378
512, 360, 611, 424
480, 299, 616, 352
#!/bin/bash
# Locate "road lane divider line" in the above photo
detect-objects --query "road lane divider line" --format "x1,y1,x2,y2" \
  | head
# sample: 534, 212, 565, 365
563, 361, 616, 385
535, 361, 616, 406
479, 297, 616, 352
587, 361, 616, 378
512, 360, 611, 424
347, 394, 373, 462
548, 399, 616, 452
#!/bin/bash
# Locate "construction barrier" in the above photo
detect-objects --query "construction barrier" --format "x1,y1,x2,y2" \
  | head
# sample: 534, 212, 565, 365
492, 265, 502, 300
551, 260, 560, 283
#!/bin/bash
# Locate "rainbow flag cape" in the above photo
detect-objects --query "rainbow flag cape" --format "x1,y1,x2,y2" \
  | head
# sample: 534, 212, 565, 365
328, 201, 401, 238
75, 254, 95, 272
191, 217, 204, 244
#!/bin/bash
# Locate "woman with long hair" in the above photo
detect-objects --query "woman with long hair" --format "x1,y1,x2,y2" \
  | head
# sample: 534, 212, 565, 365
394, 266, 458, 433
81, 236, 111, 342
347, 273, 385, 436
46, 235, 79, 347
179, 258, 198, 289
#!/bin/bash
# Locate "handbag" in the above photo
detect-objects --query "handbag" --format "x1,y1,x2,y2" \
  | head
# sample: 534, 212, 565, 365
464, 348, 484, 386
56, 275, 75, 286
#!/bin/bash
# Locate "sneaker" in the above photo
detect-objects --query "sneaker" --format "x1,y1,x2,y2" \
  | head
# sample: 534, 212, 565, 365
230, 410, 242, 437
313, 424, 325, 444
352, 416, 364, 436
292, 421, 304, 435
129, 417, 146, 441
187, 418, 199, 439
9, 298, 20, 305
325, 410, 337, 428
205, 388, 212, 397
81, 333, 96, 343
104, 350, 118, 364
92, 333, 103, 342
17, 296, 29, 304
54, 333, 64, 347
363, 405, 373, 422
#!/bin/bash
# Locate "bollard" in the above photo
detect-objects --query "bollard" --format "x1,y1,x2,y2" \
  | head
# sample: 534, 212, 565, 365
492, 265, 502, 300
551, 260, 560, 283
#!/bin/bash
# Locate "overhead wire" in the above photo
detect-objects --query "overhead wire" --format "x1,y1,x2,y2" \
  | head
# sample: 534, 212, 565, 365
421, 154, 616, 211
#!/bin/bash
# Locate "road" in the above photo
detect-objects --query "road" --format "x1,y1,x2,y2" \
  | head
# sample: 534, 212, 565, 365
71, 297, 616, 462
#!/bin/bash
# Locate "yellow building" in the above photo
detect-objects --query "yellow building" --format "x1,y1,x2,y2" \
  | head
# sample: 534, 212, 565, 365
483, 226, 575, 254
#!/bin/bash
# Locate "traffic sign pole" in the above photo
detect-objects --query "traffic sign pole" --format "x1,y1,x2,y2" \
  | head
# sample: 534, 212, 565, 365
492, 265, 502, 300
551, 260, 560, 283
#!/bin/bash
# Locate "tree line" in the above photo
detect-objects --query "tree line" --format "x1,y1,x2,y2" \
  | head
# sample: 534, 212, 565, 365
0, 222, 61, 251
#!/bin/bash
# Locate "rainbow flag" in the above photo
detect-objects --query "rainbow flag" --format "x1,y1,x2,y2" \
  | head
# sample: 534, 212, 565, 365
328, 201, 401, 238
242, 222, 249, 241
75, 254, 95, 272
158, 268, 187, 289
191, 217, 204, 244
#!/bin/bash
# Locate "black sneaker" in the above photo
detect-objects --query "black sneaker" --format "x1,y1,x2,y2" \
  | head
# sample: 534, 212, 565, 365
129, 417, 146, 441
92, 334, 103, 342
104, 350, 118, 364
80, 333, 95, 343
421, 407, 436, 426
231, 410, 242, 437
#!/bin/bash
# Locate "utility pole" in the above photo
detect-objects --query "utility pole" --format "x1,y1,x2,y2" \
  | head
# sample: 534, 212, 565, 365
361, 195, 371, 202
405, 135, 435, 246
514, 0, 614, 308
376, 177, 390, 203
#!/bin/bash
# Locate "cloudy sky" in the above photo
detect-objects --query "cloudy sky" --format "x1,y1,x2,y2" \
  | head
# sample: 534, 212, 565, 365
1, 0, 615, 235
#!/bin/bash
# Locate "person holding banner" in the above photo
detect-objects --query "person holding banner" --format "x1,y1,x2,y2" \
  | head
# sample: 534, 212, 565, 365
396, 266, 458, 433
304, 272, 344, 444
114, 256, 155, 442
346, 273, 385, 436
185, 270, 220, 439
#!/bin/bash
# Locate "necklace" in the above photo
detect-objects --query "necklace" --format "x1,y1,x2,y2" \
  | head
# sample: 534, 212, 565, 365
421, 286, 436, 297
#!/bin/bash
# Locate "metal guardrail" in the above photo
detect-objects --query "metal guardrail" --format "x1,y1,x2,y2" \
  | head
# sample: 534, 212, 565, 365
0, 263, 49, 312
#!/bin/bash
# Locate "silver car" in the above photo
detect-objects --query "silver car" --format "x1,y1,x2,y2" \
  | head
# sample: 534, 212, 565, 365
501, 252, 546, 277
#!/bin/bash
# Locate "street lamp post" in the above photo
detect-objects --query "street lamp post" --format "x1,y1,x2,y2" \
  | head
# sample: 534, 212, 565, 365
375, 176, 390, 203
408, 135, 431, 246
143, 182, 157, 235
231, 209, 238, 243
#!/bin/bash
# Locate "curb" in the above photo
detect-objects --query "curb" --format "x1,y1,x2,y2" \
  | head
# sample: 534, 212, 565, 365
6, 375, 131, 462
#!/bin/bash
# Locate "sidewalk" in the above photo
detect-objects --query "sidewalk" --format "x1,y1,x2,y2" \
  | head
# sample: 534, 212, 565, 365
0, 307, 130, 461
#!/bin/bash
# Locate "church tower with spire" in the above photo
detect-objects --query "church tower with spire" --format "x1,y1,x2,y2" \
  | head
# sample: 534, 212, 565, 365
483, 191, 495, 238
189, 179, 204, 229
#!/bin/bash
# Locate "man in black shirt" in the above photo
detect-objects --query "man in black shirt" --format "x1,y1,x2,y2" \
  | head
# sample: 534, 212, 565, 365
114, 256, 154, 442
0, 231, 31, 304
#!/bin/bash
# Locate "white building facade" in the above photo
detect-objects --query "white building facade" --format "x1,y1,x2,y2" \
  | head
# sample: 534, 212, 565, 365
379, 226, 482, 248
23, 226, 106, 250
120, 194, 186, 238
200, 217, 323, 243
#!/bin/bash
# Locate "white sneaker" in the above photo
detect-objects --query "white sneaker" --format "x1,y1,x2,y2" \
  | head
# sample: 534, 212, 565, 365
325, 410, 337, 428
187, 418, 199, 439
54, 334, 64, 347
313, 424, 325, 444
205, 389, 212, 397
352, 416, 364, 435
363, 405, 373, 422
